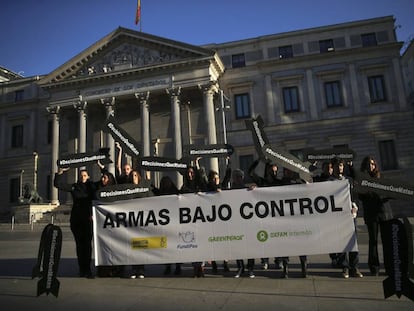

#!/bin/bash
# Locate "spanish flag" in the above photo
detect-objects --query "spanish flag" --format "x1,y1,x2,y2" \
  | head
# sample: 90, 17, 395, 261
135, 0, 141, 25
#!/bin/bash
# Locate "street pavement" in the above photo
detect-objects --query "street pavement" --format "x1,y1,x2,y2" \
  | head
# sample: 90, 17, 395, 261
0, 218, 413, 311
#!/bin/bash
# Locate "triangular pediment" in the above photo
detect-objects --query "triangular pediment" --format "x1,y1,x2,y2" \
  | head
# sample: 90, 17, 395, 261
39, 27, 222, 86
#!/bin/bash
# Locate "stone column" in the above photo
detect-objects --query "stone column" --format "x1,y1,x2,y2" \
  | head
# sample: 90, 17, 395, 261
135, 91, 150, 157
166, 86, 183, 187
73, 100, 87, 169
46, 105, 60, 205
101, 97, 116, 175
200, 83, 219, 173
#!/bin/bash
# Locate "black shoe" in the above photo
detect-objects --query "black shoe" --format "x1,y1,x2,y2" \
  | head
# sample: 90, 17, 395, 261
234, 267, 244, 278
211, 261, 218, 274
164, 265, 171, 275
342, 268, 349, 279
85, 272, 95, 279
350, 269, 363, 278
370, 267, 379, 276
301, 263, 307, 278
174, 265, 182, 275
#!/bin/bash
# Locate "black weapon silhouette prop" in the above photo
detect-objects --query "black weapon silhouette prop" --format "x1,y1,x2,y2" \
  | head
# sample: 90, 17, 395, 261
381, 218, 414, 301
104, 112, 141, 157
354, 173, 414, 201
246, 116, 313, 183
32, 224, 62, 297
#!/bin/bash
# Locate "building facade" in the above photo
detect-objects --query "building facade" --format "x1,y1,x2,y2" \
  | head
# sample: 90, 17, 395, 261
1, 15, 413, 215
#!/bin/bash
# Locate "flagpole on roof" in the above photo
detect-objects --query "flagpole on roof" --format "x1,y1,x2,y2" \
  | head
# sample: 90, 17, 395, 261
135, 0, 142, 32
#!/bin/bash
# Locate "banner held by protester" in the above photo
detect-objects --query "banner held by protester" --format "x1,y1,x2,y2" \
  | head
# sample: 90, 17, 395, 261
93, 180, 357, 266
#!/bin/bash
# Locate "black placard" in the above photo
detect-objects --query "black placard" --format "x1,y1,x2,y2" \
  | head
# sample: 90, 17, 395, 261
104, 113, 141, 157
57, 150, 112, 168
382, 218, 414, 301
184, 144, 234, 158
32, 224, 62, 297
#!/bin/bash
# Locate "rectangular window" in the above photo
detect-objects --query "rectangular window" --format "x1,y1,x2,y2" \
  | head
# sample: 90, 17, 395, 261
361, 33, 377, 47
319, 39, 335, 53
368, 75, 386, 103
378, 140, 398, 170
283, 87, 300, 112
231, 53, 246, 68
11, 124, 24, 148
279, 45, 293, 59
9, 178, 20, 203
15, 90, 24, 102
239, 154, 254, 183
234, 93, 251, 119
324, 81, 343, 107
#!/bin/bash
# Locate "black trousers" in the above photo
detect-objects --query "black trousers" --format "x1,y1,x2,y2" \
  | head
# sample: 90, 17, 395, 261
366, 220, 386, 271
71, 219, 93, 275
236, 259, 255, 271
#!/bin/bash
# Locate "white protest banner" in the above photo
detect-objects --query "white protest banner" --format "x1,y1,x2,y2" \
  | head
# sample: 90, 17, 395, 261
93, 180, 357, 266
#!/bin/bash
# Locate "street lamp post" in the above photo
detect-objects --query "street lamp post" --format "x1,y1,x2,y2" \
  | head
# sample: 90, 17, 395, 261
33, 152, 38, 192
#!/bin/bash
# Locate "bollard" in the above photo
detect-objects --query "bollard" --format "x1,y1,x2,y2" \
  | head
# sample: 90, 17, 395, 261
11, 216, 15, 231
31, 214, 34, 231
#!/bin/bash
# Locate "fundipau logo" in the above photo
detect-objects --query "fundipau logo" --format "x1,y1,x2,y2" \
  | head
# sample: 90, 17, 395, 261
177, 231, 198, 249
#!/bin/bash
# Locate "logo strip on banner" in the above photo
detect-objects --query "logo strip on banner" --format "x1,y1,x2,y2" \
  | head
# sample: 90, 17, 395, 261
132, 236, 168, 249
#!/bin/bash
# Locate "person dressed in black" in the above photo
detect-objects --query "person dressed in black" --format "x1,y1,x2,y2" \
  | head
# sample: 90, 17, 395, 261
278, 168, 308, 278
249, 160, 283, 270
154, 175, 183, 276
329, 157, 363, 278
54, 167, 96, 278
229, 168, 256, 278
205, 168, 231, 274
358, 155, 393, 276
180, 157, 207, 277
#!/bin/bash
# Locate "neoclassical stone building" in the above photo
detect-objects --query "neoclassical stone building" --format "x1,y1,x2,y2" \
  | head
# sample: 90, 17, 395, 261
1, 15, 413, 216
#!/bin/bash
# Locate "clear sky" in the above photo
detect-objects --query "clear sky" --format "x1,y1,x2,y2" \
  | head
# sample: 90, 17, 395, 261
1, 0, 413, 77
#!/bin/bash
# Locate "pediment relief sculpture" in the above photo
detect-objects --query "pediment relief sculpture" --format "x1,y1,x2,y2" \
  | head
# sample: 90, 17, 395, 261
76, 43, 184, 77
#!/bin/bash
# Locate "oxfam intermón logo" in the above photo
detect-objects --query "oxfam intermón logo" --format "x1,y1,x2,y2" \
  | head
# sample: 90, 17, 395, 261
257, 230, 268, 242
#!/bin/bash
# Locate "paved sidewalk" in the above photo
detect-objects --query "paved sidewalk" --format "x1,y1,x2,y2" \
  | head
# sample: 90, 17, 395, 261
0, 219, 413, 310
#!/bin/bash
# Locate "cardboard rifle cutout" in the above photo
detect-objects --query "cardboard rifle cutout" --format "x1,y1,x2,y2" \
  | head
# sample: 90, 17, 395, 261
32, 224, 62, 297
104, 112, 141, 157
245, 115, 313, 183
381, 217, 414, 301
354, 172, 414, 201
